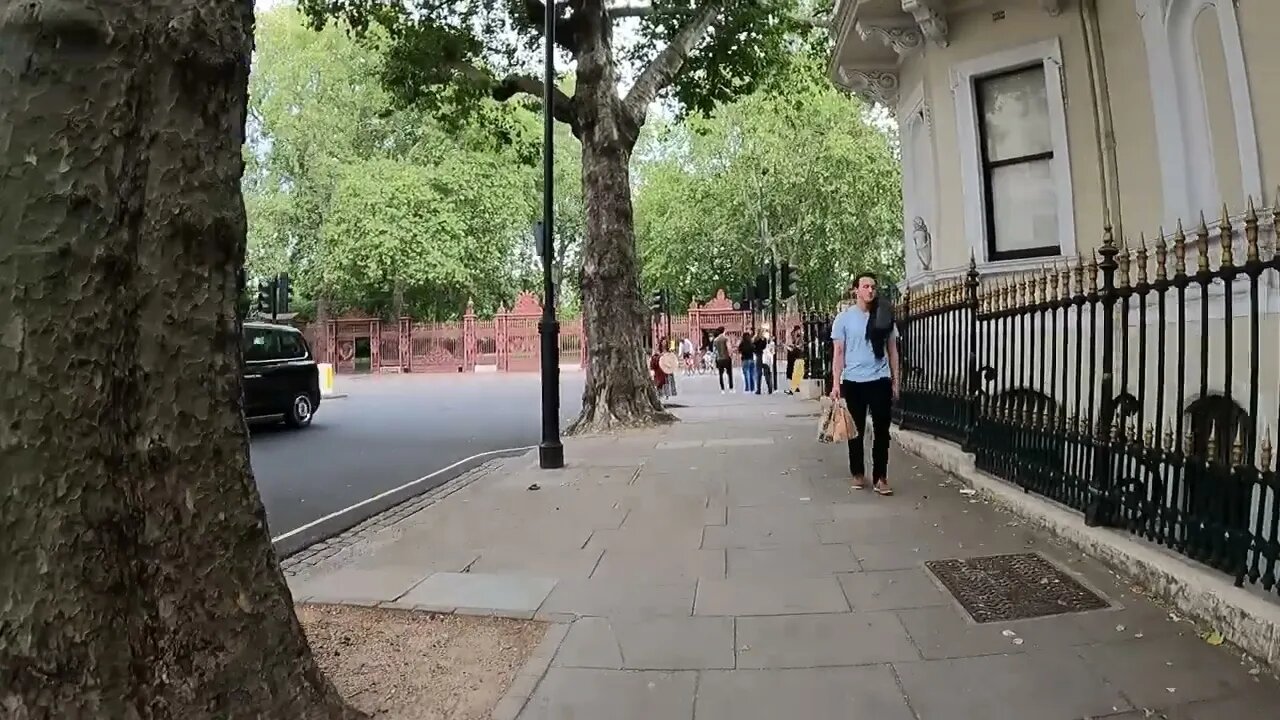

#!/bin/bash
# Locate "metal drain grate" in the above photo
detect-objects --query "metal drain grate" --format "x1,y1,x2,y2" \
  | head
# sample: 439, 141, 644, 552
924, 552, 1109, 623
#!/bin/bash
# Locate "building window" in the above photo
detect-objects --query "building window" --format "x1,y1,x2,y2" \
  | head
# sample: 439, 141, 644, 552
953, 39, 1075, 268
975, 65, 1059, 260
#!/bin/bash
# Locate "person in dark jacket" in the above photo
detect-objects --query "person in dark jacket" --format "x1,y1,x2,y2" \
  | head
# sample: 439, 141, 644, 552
738, 331, 757, 393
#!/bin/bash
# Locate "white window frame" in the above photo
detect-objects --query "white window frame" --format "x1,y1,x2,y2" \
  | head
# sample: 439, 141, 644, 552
952, 37, 1077, 271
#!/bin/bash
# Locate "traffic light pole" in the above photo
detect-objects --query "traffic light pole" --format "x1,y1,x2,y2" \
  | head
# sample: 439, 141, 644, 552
769, 259, 778, 391
537, 0, 564, 470
665, 291, 671, 348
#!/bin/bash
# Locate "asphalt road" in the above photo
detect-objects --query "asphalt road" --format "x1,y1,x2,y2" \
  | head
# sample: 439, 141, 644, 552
251, 371, 584, 556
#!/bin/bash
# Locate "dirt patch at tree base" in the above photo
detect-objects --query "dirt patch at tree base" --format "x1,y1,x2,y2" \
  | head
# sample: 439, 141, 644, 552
298, 604, 546, 719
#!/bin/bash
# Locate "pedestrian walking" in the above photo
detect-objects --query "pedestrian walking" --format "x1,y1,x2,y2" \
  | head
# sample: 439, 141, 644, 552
759, 332, 776, 394
830, 273, 900, 495
679, 336, 695, 375
784, 325, 802, 395
738, 331, 757, 393
712, 327, 734, 393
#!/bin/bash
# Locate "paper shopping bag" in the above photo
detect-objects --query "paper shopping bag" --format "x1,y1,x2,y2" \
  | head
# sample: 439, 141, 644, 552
817, 396, 837, 443
830, 399, 859, 442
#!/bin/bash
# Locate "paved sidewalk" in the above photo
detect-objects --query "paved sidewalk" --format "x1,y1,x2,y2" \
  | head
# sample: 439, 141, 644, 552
288, 374, 1280, 720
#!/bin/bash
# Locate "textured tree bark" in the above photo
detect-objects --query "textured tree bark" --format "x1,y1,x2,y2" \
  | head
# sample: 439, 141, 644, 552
391, 276, 405, 320
566, 2, 675, 434
0, 2, 362, 718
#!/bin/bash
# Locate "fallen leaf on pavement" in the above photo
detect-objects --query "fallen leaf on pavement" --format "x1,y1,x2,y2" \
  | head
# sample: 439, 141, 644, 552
1203, 630, 1225, 646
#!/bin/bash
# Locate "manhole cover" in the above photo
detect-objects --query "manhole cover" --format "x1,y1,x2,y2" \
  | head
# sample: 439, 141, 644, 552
924, 552, 1109, 623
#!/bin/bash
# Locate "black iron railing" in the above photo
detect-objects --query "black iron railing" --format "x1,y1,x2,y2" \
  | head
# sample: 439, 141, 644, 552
801, 311, 834, 395
895, 202, 1280, 597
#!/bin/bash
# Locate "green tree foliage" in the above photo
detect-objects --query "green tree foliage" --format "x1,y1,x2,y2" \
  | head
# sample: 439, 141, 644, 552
246, 6, 549, 320
299, 0, 831, 431
634, 55, 903, 312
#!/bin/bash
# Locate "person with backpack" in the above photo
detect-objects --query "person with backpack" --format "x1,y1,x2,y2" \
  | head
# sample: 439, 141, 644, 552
829, 272, 900, 495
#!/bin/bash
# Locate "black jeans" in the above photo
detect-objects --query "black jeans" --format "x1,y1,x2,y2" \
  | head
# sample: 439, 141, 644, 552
842, 378, 892, 481
756, 362, 774, 393
716, 359, 733, 390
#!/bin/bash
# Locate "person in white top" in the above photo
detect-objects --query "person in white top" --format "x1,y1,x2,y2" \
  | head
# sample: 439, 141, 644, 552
678, 336, 695, 374
762, 337, 777, 394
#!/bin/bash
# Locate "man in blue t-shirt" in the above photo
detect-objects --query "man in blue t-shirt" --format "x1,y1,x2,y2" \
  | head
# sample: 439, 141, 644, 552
830, 273, 900, 495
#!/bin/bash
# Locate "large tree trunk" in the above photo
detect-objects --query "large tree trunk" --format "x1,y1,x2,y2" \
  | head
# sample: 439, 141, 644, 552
566, 3, 674, 434
0, 2, 361, 717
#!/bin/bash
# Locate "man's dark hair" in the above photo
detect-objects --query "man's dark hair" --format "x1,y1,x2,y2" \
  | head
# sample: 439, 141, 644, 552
853, 272, 894, 360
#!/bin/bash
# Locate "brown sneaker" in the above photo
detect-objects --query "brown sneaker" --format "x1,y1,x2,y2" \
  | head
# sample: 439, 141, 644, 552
851, 476, 867, 490
873, 480, 894, 496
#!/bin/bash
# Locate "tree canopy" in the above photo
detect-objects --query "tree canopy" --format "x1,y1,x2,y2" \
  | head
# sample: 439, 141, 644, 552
634, 55, 903, 311
245, 6, 580, 320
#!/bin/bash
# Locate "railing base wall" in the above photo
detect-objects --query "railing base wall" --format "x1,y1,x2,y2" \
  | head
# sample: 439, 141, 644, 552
890, 424, 1280, 675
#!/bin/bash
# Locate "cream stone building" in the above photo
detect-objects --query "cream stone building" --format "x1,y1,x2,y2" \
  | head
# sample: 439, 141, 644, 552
828, 0, 1280, 593
829, 0, 1280, 450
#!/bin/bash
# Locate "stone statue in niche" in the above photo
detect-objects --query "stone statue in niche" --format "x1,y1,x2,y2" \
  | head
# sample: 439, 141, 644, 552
912, 216, 933, 271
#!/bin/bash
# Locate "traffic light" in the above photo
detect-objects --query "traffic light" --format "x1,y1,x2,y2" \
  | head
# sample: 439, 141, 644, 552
738, 285, 752, 311
278, 273, 293, 314
650, 289, 666, 314
755, 272, 769, 306
779, 261, 796, 300
255, 278, 276, 316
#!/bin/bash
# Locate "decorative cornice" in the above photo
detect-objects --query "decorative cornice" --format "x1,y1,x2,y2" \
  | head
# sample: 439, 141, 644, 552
1038, 0, 1063, 16
901, 0, 949, 47
855, 18, 925, 56
838, 65, 901, 108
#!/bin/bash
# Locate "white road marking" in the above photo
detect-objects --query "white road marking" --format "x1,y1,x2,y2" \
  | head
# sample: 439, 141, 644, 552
270, 445, 536, 543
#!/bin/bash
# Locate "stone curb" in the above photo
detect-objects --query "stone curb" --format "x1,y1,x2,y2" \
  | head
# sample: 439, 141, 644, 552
891, 425, 1280, 676
490, 621, 571, 720
279, 458, 508, 575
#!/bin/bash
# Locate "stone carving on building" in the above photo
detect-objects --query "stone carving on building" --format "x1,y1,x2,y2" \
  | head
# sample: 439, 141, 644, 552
901, 0, 949, 47
856, 19, 924, 57
838, 65, 900, 108
912, 216, 933, 271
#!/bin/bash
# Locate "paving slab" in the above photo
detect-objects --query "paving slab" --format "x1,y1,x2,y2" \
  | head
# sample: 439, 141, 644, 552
893, 651, 1133, 720
694, 577, 850, 616
516, 667, 696, 720
591, 548, 725, 581
838, 568, 950, 611
726, 545, 861, 578
728, 503, 834, 525
1075, 634, 1274, 708
467, 547, 604, 579
539, 578, 696, 618
735, 612, 921, 668
287, 566, 433, 604
705, 437, 774, 447
397, 572, 557, 614
555, 615, 734, 670
701, 518, 822, 549
584, 525, 706, 551
694, 666, 917, 720
1106, 691, 1280, 719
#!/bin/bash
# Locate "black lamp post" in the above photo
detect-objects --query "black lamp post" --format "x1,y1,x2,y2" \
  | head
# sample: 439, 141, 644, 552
538, 0, 564, 469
